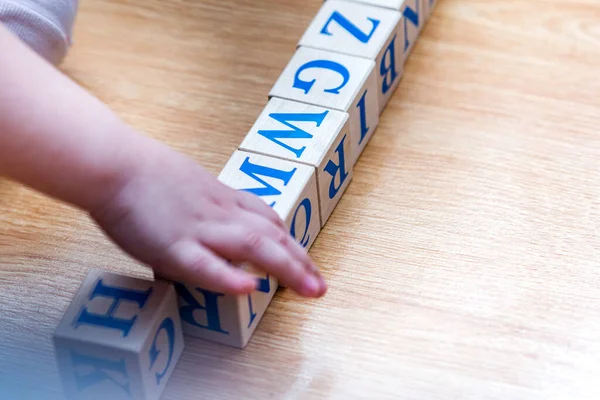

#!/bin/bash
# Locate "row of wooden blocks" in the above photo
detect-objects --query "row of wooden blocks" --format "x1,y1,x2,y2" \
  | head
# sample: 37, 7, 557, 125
52, 0, 438, 398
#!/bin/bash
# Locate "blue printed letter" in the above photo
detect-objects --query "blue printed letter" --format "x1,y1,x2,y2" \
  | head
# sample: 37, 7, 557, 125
175, 283, 228, 334
320, 11, 380, 43
356, 90, 370, 145
380, 34, 399, 95
70, 350, 131, 396
324, 134, 349, 199
403, 1, 420, 53
257, 110, 329, 158
73, 279, 152, 337
290, 198, 312, 248
293, 60, 350, 95
247, 274, 272, 328
148, 317, 176, 386
239, 156, 296, 208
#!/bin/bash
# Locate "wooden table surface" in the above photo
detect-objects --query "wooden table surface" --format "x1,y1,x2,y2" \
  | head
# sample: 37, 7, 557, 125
2, 0, 600, 398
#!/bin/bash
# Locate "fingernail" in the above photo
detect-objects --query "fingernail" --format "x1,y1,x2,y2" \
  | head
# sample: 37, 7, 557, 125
302, 274, 321, 296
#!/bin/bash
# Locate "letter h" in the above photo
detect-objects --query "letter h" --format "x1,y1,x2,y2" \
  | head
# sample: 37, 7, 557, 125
73, 278, 153, 337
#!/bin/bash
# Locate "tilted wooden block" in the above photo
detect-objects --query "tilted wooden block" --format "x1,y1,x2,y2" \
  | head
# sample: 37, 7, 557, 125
299, 0, 404, 113
423, 0, 438, 21
269, 46, 379, 167
239, 97, 352, 226
174, 150, 320, 348
340, 0, 425, 60
53, 269, 185, 400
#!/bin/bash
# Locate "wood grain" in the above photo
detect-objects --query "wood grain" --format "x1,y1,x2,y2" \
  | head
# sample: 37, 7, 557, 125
2, 0, 600, 399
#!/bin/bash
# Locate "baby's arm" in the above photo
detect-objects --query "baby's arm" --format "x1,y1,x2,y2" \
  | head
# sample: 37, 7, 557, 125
0, 23, 140, 213
0, 24, 327, 297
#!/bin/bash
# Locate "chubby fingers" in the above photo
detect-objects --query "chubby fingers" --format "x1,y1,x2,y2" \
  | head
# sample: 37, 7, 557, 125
197, 219, 327, 298
235, 207, 316, 270
157, 239, 259, 295
234, 190, 288, 230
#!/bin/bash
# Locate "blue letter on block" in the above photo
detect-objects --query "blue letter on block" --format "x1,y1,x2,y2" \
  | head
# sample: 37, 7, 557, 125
73, 279, 152, 337
323, 134, 349, 199
293, 60, 350, 95
70, 350, 131, 396
380, 34, 399, 95
257, 110, 329, 158
356, 90, 370, 145
403, 1, 420, 53
148, 317, 176, 386
290, 198, 312, 248
247, 274, 272, 328
175, 283, 228, 334
239, 156, 296, 208
320, 11, 380, 43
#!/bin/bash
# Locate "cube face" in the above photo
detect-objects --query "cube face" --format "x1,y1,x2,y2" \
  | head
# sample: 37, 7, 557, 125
173, 280, 264, 348
400, 0, 424, 59
345, 0, 424, 61
174, 151, 320, 348
138, 284, 185, 399
54, 339, 143, 400
53, 269, 184, 400
238, 270, 278, 346
344, 0, 406, 10
299, 0, 404, 112
174, 269, 277, 348
269, 46, 379, 167
219, 150, 321, 247
239, 97, 353, 226
301, 0, 400, 60
423, 0, 438, 20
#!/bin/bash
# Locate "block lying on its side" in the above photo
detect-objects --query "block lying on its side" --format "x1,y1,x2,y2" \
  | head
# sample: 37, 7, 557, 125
174, 150, 320, 348
54, 268, 185, 400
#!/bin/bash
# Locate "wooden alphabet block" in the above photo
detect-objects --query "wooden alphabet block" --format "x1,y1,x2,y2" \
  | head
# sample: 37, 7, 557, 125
299, 0, 404, 112
174, 150, 320, 348
239, 97, 352, 226
341, 0, 425, 60
342, 0, 406, 9
269, 46, 379, 167
423, 0, 438, 21
53, 269, 184, 400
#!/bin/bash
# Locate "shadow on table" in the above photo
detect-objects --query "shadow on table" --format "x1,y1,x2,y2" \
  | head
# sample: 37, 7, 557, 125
165, 334, 306, 398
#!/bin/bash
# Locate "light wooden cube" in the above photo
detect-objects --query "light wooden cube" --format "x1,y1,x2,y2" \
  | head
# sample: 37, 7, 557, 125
299, 0, 404, 113
269, 46, 379, 167
341, 0, 425, 60
423, 0, 438, 21
174, 150, 320, 348
239, 97, 352, 226
53, 269, 185, 400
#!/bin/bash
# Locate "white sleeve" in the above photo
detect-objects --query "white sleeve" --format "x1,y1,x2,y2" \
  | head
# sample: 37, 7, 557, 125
0, 0, 79, 65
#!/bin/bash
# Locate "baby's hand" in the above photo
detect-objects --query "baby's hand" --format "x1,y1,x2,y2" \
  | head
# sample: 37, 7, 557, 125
89, 141, 327, 298
0, 23, 326, 299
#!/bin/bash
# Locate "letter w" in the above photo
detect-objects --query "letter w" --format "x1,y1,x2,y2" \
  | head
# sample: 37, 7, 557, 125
257, 110, 329, 158
239, 156, 297, 207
